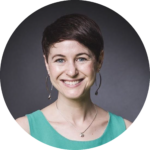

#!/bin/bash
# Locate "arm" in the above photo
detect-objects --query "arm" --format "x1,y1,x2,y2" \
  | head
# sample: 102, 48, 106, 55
124, 119, 132, 129
16, 116, 30, 134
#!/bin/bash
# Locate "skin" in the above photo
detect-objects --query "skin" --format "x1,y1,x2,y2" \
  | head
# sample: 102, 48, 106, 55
16, 40, 132, 141
44, 41, 103, 131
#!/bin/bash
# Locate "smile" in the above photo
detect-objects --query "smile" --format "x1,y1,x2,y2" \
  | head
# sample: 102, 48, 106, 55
61, 79, 84, 87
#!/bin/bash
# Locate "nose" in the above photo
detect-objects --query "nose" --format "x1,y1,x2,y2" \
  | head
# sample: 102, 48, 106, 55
66, 62, 79, 77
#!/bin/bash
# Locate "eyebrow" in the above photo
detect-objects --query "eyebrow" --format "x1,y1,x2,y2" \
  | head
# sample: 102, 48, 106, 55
52, 53, 91, 59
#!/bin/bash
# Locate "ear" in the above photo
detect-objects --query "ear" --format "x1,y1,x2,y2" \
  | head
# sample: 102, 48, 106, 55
43, 55, 50, 75
96, 50, 104, 72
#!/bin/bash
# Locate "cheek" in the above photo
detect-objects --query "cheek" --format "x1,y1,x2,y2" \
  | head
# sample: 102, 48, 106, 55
80, 62, 96, 76
80, 63, 96, 88
80, 63, 96, 82
49, 62, 97, 79
48, 65, 61, 80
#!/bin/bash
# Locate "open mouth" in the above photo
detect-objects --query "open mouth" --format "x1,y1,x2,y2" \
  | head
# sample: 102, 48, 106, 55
61, 78, 84, 87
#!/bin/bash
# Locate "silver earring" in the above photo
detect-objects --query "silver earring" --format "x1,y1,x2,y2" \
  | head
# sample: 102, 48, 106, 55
46, 75, 53, 99
95, 72, 102, 95
95, 75, 97, 86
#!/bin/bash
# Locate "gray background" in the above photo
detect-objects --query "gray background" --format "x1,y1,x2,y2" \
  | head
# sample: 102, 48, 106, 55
0, 1, 149, 122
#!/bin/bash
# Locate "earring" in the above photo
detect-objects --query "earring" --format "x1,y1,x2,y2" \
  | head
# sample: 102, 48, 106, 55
46, 75, 53, 99
95, 72, 102, 95
95, 75, 97, 86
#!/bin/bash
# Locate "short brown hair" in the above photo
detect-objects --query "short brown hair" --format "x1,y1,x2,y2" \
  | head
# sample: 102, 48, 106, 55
42, 14, 104, 62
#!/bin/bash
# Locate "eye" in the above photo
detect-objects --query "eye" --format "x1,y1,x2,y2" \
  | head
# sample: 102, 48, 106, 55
77, 57, 87, 62
55, 59, 64, 62
55, 57, 87, 63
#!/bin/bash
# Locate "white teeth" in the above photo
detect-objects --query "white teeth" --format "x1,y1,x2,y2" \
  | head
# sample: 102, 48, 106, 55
64, 80, 80, 85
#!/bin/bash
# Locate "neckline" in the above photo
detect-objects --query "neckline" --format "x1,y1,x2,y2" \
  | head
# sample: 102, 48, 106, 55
38, 110, 111, 143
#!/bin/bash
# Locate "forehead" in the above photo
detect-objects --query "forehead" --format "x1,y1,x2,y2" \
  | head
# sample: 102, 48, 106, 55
49, 40, 92, 56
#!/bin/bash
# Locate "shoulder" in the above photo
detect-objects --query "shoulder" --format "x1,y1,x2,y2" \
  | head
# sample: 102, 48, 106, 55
16, 116, 30, 134
95, 106, 132, 130
110, 112, 132, 129
124, 119, 132, 129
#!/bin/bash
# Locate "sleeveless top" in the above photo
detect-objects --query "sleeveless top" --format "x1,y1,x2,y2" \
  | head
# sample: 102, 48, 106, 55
26, 110, 126, 149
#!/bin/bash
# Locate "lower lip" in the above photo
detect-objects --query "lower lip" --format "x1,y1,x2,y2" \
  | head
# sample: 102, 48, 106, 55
61, 80, 83, 88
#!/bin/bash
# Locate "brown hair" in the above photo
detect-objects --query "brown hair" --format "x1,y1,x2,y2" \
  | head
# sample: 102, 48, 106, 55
42, 14, 104, 62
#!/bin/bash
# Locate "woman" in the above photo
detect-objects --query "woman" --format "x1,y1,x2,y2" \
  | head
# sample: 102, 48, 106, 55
16, 14, 132, 149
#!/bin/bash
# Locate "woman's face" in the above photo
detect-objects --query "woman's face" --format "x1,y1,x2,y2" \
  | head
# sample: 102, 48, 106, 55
44, 40, 102, 99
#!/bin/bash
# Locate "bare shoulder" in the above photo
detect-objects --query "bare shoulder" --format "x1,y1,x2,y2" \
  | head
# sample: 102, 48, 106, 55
95, 105, 132, 129
124, 119, 132, 129
16, 116, 30, 134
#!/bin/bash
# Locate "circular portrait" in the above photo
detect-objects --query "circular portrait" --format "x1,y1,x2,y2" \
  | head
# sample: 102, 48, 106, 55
0, 0, 150, 149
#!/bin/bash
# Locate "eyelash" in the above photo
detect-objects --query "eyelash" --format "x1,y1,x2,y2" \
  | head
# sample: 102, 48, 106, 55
55, 57, 87, 63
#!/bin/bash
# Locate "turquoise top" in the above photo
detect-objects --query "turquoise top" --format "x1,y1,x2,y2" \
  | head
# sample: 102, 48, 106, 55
26, 110, 126, 149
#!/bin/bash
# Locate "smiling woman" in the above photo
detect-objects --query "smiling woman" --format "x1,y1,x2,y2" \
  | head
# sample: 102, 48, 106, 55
16, 14, 131, 149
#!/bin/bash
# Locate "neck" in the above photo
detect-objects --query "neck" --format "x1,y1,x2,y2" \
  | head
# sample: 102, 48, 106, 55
56, 92, 95, 125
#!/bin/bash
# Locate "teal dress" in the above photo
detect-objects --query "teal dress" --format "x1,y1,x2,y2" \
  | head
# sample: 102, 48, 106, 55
26, 110, 126, 149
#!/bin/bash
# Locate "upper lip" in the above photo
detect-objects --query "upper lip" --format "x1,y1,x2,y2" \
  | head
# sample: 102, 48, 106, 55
61, 78, 84, 81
